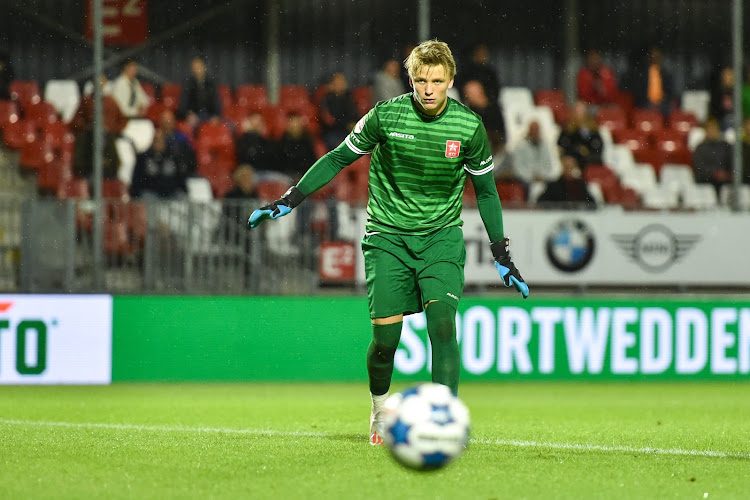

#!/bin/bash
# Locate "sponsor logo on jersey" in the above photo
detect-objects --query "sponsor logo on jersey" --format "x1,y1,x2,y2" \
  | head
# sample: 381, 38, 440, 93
354, 116, 366, 133
479, 154, 492, 166
388, 131, 415, 140
445, 140, 461, 158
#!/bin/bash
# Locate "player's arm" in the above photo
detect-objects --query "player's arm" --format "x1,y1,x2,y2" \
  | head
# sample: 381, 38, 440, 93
466, 123, 529, 298
248, 108, 382, 228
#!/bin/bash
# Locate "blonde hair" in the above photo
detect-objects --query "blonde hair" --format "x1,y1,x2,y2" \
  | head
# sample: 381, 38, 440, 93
404, 39, 456, 80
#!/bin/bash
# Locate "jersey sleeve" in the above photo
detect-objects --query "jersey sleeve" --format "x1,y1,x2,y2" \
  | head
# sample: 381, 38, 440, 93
344, 106, 383, 155
463, 121, 494, 176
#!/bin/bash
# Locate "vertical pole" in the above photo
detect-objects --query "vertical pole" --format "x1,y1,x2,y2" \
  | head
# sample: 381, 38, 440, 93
732, 0, 744, 211
92, 0, 104, 289
418, 0, 430, 41
563, 0, 580, 101
266, 0, 280, 104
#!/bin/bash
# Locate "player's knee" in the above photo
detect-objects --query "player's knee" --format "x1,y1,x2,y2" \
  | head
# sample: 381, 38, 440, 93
425, 300, 457, 344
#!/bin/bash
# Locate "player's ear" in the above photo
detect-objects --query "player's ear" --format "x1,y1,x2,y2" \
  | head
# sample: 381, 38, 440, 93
448, 78, 454, 89
408, 77, 414, 89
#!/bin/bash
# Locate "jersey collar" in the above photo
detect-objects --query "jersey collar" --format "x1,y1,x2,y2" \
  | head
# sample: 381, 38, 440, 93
410, 94, 451, 122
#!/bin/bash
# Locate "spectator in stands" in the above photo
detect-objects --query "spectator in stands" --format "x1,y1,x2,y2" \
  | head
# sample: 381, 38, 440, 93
111, 59, 150, 118
512, 121, 555, 184
625, 45, 675, 117
537, 154, 596, 208
373, 58, 405, 104
557, 100, 603, 168
462, 80, 506, 145
235, 112, 277, 173
576, 48, 618, 107
459, 43, 500, 104
319, 72, 359, 151
710, 66, 735, 132
178, 56, 222, 128
159, 108, 196, 171
130, 127, 195, 199
70, 75, 126, 180
277, 113, 317, 182
0, 49, 14, 100
693, 117, 733, 194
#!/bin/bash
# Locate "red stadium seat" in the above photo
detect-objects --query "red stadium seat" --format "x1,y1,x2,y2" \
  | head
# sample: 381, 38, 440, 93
653, 129, 691, 164
668, 110, 698, 136
160, 83, 182, 110
313, 84, 329, 105
37, 160, 73, 193
0, 100, 19, 128
57, 177, 90, 199
352, 86, 373, 116
195, 121, 236, 176
9, 80, 41, 110
256, 179, 291, 201
583, 164, 619, 192
496, 181, 526, 205
145, 102, 171, 125
235, 84, 269, 111
596, 106, 627, 134
207, 172, 235, 199
613, 90, 634, 118
262, 105, 288, 140
141, 82, 157, 103
222, 103, 249, 133
613, 128, 650, 153
313, 138, 328, 158
632, 108, 664, 134
2, 119, 38, 150
279, 85, 311, 108
102, 179, 129, 200
24, 101, 59, 125
20, 140, 52, 171
534, 89, 569, 124
632, 149, 668, 175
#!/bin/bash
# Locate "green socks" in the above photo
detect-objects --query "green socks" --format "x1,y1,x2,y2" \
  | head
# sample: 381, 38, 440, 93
367, 321, 402, 396
425, 301, 460, 394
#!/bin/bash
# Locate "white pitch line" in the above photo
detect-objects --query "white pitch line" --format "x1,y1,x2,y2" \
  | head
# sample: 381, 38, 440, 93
1, 418, 748, 460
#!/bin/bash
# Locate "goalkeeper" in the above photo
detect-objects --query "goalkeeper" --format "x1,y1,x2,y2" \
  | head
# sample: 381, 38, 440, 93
249, 40, 529, 446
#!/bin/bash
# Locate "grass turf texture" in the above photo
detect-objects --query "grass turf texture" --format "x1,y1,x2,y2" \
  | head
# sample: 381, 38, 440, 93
1, 383, 749, 499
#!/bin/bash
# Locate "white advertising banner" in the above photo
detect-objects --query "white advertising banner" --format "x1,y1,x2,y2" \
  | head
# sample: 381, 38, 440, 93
353, 209, 750, 286
0, 295, 112, 384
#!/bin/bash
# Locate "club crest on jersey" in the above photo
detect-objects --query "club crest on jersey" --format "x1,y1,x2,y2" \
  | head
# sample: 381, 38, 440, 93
354, 116, 366, 134
445, 140, 461, 158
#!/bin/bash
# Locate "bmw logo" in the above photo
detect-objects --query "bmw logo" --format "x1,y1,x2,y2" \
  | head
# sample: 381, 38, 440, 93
546, 219, 596, 273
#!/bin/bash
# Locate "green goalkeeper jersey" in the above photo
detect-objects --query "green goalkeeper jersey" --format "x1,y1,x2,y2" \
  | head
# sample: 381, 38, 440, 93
346, 94, 494, 235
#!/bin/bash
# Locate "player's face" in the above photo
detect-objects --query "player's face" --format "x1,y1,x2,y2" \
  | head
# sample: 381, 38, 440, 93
410, 64, 454, 116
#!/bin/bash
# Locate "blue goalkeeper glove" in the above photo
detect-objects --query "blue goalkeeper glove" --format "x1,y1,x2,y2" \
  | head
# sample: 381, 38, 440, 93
491, 238, 530, 298
247, 186, 306, 229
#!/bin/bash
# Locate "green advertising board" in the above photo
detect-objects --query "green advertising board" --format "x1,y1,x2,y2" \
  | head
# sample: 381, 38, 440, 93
112, 296, 750, 382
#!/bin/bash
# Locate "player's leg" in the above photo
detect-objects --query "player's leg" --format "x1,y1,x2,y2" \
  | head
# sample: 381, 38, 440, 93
416, 227, 465, 395
363, 233, 420, 445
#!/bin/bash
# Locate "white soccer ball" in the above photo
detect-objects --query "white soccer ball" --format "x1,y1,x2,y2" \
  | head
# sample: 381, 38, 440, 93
382, 383, 470, 471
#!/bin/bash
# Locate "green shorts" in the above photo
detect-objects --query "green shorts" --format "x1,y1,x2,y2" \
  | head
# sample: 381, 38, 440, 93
362, 226, 466, 319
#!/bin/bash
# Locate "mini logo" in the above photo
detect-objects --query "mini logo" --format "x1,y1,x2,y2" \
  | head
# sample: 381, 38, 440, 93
546, 219, 596, 273
445, 140, 461, 158
354, 116, 366, 133
611, 224, 700, 272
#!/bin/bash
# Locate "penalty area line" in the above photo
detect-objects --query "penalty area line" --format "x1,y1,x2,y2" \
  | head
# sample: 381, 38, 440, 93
1, 418, 748, 460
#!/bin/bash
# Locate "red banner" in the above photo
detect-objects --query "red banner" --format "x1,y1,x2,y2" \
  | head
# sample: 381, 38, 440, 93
85, 0, 148, 46
319, 241, 356, 283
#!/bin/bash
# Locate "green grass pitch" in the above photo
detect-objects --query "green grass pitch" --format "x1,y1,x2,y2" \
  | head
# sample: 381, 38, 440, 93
1, 382, 749, 499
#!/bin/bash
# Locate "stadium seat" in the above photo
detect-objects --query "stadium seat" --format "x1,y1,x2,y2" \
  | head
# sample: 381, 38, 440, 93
586, 181, 605, 205
605, 144, 636, 177
9, 80, 41, 110
632, 149, 667, 175
613, 128, 649, 153
653, 129, 691, 165
37, 159, 73, 193
527, 181, 547, 205
621, 163, 657, 194
261, 105, 289, 140
668, 110, 698, 136
610, 186, 641, 209
160, 83, 182, 110
102, 179, 129, 200
534, 89, 569, 124
187, 177, 215, 202
20, 140, 51, 171
352, 86, 373, 116
583, 164, 619, 192
235, 84, 269, 111
42, 121, 74, 147
222, 103, 249, 132
195, 121, 235, 176
115, 137, 137, 186
122, 119, 156, 153
613, 91, 635, 118
681, 90, 711, 123
24, 101, 59, 125
0, 100, 19, 128
719, 184, 750, 210
141, 82, 157, 103
631, 108, 664, 135
596, 106, 628, 135
2, 119, 37, 150
641, 186, 679, 210
57, 177, 90, 199
145, 102, 171, 125
682, 184, 718, 210
659, 163, 695, 195
206, 172, 235, 199
500, 87, 534, 113
496, 181, 526, 206
506, 106, 558, 150
279, 85, 311, 111
43, 79, 80, 123
217, 84, 233, 111
256, 179, 291, 201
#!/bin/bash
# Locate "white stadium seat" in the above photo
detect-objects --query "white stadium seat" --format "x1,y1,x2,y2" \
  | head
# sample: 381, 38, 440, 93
659, 164, 695, 195
44, 79, 81, 123
621, 163, 657, 194
606, 145, 636, 177
641, 186, 679, 210
187, 177, 215, 203
687, 127, 705, 151
682, 184, 718, 210
121, 118, 155, 153
681, 90, 710, 123
720, 184, 750, 210
500, 86, 535, 113
587, 182, 605, 205
528, 181, 547, 204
